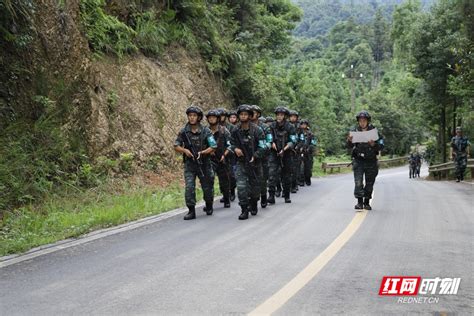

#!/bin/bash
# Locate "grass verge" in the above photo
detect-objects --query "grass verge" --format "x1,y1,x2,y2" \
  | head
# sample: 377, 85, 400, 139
0, 176, 208, 257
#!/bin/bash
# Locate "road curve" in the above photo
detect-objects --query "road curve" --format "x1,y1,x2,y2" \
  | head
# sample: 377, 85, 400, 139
1, 165, 472, 315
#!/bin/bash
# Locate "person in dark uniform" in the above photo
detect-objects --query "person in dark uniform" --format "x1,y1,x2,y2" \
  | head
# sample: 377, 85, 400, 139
289, 110, 301, 193
206, 109, 232, 208
347, 110, 384, 211
268, 107, 297, 204
450, 127, 471, 182
298, 119, 317, 186
174, 106, 217, 220
229, 105, 266, 220
250, 105, 273, 208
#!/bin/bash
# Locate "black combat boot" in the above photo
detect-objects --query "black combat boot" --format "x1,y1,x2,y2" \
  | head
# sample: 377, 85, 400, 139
355, 198, 364, 211
223, 195, 231, 208
230, 189, 236, 201
260, 194, 268, 208
363, 198, 372, 210
267, 193, 275, 204
275, 189, 281, 198
220, 197, 225, 203
250, 199, 259, 216
305, 178, 311, 186
291, 185, 297, 194
184, 206, 196, 220
238, 206, 249, 220
284, 192, 291, 203
203, 201, 213, 215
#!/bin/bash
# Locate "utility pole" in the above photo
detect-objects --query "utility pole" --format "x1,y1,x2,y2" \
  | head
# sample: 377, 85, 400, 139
342, 64, 363, 112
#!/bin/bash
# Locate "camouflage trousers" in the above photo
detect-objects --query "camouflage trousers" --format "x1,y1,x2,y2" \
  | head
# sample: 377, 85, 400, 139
299, 153, 313, 183
211, 159, 231, 199
226, 154, 237, 191
184, 160, 214, 207
352, 159, 379, 199
454, 154, 468, 179
291, 151, 300, 189
268, 152, 292, 196
260, 155, 269, 196
235, 160, 262, 207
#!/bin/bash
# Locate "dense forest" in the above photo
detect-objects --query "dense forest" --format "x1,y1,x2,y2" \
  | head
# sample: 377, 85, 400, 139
0, 0, 473, 215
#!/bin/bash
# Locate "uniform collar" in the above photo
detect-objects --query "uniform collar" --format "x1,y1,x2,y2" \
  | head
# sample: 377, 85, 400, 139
185, 123, 202, 133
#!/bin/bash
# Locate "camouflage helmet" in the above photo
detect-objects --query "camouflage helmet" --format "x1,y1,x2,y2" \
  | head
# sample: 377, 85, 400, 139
186, 105, 203, 120
356, 110, 371, 121
300, 118, 310, 126
289, 110, 299, 117
227, 109, 238, 117
251, 105, 262, 115
217, 108, 228, 116
456, 126, 462, 132
265, 116, 275, 123
237, 104, 254, 116
206, 109, 220, 118
258, 117, 266, 123
274, 106, 289, 115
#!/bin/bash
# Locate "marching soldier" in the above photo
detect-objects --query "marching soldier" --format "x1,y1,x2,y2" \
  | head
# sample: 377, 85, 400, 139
250, 105, 273, 208
228, 110, 239, 125
206, 110, 232, 208
347, 110, 384, 211
219, 108, 237, 200
450, 127, 471, 182
230, 105, 266, 220
289, 110, 301, 193
268, 107, 297, 204
298, 119, 317, 186
174, 106, 217, 220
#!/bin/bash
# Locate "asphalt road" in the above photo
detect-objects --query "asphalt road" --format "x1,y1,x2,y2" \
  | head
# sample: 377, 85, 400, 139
1, 165, 473, 315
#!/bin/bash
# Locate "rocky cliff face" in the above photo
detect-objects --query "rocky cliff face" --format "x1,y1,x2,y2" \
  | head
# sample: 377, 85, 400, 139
1, 0, 230, 167
87, 48, 229, 163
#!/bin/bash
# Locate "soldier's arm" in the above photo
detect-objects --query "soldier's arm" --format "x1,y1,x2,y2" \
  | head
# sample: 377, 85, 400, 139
224, 129, 232, 156
174, 130, 193, 157
201, 129, 217, 156
254, 129, 267, 159
265, 127, 273, 149
284, 125, 297, 150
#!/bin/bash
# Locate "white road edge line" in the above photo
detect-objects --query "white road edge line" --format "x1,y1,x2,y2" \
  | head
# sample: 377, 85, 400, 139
0, 199, 215, 268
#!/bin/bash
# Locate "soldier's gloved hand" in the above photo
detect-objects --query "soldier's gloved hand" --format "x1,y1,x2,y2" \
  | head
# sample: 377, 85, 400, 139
235, 148, 244, 157
184, 149, 194, 158
278, 150, 284, 157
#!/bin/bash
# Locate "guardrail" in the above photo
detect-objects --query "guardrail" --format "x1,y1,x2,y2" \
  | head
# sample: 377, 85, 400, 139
321, 156, 408, 173
428, 158, 474, 179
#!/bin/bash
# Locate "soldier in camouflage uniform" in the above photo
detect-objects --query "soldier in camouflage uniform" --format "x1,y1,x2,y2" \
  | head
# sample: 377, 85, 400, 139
297, 119, 317, 186
230, 105, 266, 220
268, 107, 297, 204
227, 109, 239, 126
174, 106, 217, 220
347, 110, 384, 211
206, 109, 232, 207
450, 127, 471, 182
289, 110, 301, 193
218, 108, 237, 201
250, 105, 273, 208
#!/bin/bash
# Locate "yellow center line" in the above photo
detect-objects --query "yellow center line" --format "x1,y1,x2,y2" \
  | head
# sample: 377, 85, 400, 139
248, 208, 369, 315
